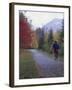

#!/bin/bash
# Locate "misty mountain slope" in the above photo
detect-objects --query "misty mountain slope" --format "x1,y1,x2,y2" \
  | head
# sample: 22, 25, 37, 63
42, 18, 64, 32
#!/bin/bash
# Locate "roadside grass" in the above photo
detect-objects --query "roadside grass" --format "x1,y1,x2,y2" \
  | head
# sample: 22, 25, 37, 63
19, 49, 39, 79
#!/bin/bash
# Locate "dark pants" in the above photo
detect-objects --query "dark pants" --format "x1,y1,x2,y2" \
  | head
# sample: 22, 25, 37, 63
53, 49, 59, 59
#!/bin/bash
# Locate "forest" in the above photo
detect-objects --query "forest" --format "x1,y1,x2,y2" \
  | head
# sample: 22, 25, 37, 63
19, 12, 64, 58
36, 26, 64, 58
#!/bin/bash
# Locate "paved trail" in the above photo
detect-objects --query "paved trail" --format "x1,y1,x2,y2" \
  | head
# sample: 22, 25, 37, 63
30, 49, 64, 78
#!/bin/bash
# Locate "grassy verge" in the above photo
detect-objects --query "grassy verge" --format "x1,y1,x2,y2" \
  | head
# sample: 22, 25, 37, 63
19, 49, 39, 79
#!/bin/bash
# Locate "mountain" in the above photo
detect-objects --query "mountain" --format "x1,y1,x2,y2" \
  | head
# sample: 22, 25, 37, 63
42, 18, 64, 32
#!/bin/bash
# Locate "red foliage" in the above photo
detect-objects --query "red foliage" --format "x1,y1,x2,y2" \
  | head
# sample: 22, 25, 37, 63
19, 16, 32, 48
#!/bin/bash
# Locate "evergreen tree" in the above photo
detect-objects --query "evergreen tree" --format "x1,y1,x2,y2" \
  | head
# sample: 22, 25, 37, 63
47, 29, 53, 53
59, 20, 64, 57
48, 29, 53, 46
36, 28, 44, 49
59, 20, 64, 42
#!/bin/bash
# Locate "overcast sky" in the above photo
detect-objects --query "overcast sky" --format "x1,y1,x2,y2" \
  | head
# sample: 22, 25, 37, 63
22, 11, 64, 30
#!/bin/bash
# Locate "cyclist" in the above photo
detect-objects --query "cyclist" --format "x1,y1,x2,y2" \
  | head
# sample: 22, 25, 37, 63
52, 41, 60, 60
